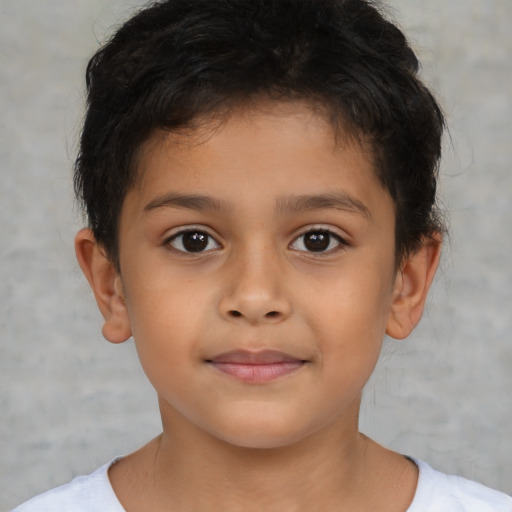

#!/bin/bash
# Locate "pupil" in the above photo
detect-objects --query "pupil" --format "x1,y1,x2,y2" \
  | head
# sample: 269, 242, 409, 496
183, 232, 208, 252
305, 231, 330, 252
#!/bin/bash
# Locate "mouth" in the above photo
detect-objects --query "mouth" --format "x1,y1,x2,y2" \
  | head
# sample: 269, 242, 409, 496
206, 350, 307, 384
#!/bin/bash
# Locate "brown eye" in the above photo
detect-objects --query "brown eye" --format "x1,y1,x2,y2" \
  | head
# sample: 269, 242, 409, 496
303, 231, 330, 252
291, 229, 345, 253
168, 230, 220, 253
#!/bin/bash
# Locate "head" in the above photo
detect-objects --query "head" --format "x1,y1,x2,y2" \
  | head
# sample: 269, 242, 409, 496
74, 0, 445, 449
74, 0, 445, 270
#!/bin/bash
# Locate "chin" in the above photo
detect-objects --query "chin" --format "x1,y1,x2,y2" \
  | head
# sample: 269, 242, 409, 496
209, 414, 316, 451
218, 432, 306, 451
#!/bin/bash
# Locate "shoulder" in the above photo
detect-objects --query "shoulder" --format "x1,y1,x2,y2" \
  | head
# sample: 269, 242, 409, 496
408, 459, 512, 512
10, 460, 125, 512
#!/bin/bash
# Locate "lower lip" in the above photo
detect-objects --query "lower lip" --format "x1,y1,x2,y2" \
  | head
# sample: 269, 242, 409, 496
208, 361, 305, 383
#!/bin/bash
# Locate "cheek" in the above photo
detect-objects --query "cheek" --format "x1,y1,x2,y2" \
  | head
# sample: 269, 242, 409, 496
124, 262, 207, 330
307, 263, 394, 363
122, 278, 202, 367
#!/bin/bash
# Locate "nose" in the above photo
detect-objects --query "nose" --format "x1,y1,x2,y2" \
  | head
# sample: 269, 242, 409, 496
218, 245, 292, 325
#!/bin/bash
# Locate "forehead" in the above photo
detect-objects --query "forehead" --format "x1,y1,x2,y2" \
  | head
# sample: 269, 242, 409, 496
126, 102, 391, 220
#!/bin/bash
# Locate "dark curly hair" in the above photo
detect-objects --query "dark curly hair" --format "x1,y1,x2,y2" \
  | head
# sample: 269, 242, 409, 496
74, 0, 445, 267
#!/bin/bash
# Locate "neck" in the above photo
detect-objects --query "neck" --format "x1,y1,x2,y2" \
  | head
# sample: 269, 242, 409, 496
109, 399, 417, 512
166, 419, 364, 507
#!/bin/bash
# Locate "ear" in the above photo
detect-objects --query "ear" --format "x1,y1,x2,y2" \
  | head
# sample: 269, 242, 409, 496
75, 228, 132, 344
386, 233, 442, 340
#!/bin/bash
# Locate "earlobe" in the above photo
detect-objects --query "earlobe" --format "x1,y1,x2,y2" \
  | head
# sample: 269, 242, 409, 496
74, 228, 132, 344
386, 234, 442, 340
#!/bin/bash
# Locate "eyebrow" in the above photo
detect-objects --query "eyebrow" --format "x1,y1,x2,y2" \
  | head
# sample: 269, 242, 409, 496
276, 193, 372, 219
143, 191, 371, 219
144, 193, 231, 212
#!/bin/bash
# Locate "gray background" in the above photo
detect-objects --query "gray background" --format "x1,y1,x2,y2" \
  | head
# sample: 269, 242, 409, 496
1, 0, 511, 509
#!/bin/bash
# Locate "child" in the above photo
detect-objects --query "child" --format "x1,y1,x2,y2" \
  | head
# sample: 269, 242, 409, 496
12, 0, 512, 510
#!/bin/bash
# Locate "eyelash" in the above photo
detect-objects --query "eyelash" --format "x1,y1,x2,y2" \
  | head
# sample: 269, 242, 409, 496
289, 228, 348, 255
166, 228, 221, 254
165, 227, 348, 255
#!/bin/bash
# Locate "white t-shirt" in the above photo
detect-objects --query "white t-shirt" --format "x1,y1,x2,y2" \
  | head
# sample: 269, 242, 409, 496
11, 458, 512, 512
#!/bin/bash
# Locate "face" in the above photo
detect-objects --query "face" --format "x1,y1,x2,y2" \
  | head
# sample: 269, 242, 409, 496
114, 104, 400, 449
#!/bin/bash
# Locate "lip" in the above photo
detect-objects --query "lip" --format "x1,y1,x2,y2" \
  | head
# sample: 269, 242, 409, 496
206, 350, 307, 383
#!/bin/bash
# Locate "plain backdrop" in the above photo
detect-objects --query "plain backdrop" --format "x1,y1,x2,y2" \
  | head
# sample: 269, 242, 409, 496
1, 0, 511, 509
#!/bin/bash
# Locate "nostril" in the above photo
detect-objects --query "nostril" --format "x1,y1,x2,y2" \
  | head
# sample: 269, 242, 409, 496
229, 310, 243, 317
265, 311, 280, 318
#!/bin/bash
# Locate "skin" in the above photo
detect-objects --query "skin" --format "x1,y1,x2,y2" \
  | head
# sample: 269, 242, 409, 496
76, 102, 441, 512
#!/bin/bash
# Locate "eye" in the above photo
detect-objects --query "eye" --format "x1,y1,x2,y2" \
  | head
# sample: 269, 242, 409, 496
291, 229, 346, 253
167, 229, 220, 253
